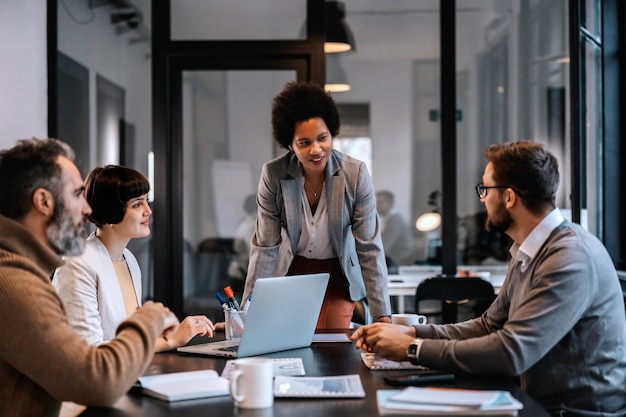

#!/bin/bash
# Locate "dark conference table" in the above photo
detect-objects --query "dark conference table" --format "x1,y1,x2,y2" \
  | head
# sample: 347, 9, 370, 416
69, 331, 550, 417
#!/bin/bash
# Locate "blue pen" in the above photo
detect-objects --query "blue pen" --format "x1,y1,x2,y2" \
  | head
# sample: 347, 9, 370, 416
215, 292, 230, 312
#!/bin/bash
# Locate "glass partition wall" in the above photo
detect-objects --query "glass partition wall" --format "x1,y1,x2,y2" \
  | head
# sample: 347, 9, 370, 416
51, 0, 611, 318
181, 70, 296, 315
455, 0, 570, 267
53, 0, 155, 298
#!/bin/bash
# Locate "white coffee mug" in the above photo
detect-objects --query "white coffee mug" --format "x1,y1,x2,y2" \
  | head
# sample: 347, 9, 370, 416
391, 313, 428, 326
229, 358, 274, 409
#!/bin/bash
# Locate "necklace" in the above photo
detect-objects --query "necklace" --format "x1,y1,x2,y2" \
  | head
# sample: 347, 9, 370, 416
304, 179, 324, 199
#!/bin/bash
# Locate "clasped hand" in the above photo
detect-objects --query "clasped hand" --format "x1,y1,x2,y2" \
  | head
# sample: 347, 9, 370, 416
350, 322, 417, 362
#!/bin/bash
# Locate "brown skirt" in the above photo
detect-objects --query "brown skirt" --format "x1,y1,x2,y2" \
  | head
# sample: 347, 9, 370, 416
287, 255, 354, 330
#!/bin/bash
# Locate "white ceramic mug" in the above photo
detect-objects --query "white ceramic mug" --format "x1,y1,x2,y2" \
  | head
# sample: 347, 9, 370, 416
391, 313, 428, 326
229, 358, 274, 409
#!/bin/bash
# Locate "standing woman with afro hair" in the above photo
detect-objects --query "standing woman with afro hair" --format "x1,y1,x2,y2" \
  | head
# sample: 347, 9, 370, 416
53, 165, 215, 350
242, 81, 392, 329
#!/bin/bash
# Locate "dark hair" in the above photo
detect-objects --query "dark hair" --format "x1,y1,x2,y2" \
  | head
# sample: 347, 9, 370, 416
484, 141, 559, 214
0, 137, 74, 220
84, 165, 150, 228
271, 81, 341, 149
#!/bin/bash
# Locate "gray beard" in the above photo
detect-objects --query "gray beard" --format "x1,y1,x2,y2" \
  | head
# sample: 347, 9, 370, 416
46, 200, 88, 256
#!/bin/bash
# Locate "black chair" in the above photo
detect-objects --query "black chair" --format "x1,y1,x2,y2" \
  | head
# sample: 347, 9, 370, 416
185, 237, 236, 319
414, 277, 495, 324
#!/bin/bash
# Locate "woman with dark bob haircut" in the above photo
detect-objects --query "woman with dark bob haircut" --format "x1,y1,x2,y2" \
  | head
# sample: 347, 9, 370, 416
53, 165, 215, 350
242, 81, 392, 329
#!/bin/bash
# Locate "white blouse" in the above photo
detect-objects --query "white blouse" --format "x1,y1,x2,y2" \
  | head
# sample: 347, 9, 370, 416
295, 183, 336, 259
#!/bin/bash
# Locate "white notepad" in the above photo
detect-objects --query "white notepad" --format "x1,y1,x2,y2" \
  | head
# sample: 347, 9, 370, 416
377, 387, 523, 416
137, 369, 229, 402
312, 333, 351, 343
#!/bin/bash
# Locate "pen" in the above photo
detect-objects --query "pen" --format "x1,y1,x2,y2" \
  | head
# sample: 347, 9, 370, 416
242, 295, 252, 311
215, 292, 230, 312
224, 286, 241, 310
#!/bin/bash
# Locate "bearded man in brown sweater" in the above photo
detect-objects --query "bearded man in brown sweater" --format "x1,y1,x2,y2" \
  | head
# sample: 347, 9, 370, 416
0, 138, 180, 417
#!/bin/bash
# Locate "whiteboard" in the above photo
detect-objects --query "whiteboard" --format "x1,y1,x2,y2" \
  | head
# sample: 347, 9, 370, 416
211, 160, 254, 237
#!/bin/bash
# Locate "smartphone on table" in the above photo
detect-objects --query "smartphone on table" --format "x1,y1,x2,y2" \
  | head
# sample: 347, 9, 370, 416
383, 370, 455, 386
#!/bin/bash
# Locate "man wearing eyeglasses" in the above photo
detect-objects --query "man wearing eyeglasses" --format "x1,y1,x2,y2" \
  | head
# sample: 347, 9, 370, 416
352, 141, 626, 416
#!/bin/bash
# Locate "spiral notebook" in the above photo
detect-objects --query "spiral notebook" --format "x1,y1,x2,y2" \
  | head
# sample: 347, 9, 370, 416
273, 374, 365, 398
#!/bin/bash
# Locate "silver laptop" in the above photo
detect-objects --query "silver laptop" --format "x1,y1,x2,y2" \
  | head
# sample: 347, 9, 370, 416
177, 273, 330, 358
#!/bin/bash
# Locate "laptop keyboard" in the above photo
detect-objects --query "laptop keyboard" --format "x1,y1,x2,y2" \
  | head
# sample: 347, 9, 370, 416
217, 345, 239, 353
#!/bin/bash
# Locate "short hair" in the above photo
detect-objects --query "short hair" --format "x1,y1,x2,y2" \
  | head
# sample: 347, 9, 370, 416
84, 165, 150, 228
271, 81, 341, 149
0, 137, 74, 220
484, 141, 559, 214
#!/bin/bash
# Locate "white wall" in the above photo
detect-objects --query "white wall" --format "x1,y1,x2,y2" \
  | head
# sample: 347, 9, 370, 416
336, 59, 414, 224
0, 1, 48, 149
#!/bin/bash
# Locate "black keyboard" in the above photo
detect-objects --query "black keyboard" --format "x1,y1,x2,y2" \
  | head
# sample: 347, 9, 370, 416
217, 345, 239, 353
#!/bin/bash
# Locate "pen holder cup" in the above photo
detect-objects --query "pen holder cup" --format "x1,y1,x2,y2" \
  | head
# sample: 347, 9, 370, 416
225, 310, 247, 340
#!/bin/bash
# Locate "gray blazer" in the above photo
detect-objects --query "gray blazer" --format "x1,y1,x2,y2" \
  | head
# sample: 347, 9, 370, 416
243, 149, 391, 317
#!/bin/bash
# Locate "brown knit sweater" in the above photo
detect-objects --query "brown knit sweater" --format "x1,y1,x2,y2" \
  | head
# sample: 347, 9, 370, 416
0, 215, 163, 417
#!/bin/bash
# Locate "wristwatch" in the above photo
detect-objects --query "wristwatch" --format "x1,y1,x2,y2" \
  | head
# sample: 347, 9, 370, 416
406, 338, 424, 365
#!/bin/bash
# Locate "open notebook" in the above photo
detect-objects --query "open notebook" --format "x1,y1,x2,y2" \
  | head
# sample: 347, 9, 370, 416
178, 273, 329, 358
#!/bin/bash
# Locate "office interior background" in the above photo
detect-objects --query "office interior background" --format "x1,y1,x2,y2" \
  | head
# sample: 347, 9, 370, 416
0, 0, 624, 318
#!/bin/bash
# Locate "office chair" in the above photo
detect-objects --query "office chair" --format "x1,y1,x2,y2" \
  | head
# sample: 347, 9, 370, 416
195, 237, 237, 290
414, 277, 495, 324
185, 237, 236, 318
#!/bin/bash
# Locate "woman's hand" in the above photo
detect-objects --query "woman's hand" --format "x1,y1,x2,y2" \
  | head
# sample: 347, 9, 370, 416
156, 315, 215, 352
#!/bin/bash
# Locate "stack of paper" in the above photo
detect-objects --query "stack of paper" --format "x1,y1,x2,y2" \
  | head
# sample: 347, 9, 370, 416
377, 387, 523, 416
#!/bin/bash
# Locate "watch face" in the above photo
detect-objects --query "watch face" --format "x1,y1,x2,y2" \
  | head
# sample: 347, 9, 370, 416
407, 339, 422, 358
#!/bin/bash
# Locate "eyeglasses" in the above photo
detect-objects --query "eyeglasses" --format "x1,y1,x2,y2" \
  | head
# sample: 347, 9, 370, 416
475, 183, 519, 199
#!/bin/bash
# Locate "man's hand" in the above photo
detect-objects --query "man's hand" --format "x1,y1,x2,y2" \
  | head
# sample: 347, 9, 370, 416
350, 323, 417, 362
141, 301, 180, 340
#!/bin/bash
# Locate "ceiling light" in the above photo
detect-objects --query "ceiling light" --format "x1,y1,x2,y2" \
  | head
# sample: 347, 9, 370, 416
324, 54, 351, 93
324, 1, 356, 53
